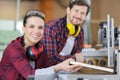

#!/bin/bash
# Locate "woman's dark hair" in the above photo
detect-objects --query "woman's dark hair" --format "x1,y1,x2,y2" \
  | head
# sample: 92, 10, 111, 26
69, 0, 90, 15
23, 9, 45, 26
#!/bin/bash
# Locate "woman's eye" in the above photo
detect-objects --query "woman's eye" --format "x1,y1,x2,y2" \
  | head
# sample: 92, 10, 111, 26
29, 25, 34, 28
38, 26, 43, 29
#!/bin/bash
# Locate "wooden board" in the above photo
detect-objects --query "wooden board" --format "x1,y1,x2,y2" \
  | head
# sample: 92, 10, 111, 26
70, 62, 114, 73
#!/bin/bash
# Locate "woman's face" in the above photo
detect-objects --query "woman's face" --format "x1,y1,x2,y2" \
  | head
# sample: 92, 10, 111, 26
67, 5, 88, 25
22, 16, 44, 46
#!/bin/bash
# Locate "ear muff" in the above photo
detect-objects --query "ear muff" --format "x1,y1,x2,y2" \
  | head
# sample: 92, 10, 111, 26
66, 23, 81, 37
74, 26, 81, 37
26, 44, 43, 61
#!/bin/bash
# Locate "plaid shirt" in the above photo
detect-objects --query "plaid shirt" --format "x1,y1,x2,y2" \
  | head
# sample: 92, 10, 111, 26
43, 17, 84, 66
0, 36, 49, 80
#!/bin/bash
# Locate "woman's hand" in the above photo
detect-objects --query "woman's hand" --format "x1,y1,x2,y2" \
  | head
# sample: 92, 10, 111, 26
54, 58, 82, 73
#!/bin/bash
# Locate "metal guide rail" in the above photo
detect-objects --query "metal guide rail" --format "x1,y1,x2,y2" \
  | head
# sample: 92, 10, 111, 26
58, 74, 120, 80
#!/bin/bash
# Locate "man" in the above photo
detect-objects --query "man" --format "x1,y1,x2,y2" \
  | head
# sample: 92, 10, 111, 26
43, 0, 90, 66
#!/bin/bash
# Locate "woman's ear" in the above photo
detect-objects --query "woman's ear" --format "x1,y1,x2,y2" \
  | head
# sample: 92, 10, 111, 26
22, 26, 25, 33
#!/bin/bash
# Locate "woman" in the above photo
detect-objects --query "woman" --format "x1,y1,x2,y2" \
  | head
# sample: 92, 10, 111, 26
0, 10, 81, 80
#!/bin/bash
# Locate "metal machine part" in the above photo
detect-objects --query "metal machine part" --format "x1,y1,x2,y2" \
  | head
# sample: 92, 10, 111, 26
97, 21, 107, 47
97, 21, 120, 47
97, 15, 115, 67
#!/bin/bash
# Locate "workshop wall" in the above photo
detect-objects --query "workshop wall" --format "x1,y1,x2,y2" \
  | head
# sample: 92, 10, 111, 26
91, 0, 120, 48
0, 0, 120, 48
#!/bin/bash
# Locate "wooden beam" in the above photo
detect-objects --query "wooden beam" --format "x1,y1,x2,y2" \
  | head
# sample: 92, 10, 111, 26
39, 0, 54, 22
70, 61, 114, 73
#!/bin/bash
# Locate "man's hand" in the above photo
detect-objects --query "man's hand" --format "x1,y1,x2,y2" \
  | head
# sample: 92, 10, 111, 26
74, 53, 84, 62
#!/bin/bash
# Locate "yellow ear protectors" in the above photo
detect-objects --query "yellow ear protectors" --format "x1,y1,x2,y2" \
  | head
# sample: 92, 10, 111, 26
66, 23, 81, 37
74, 26, 81, 37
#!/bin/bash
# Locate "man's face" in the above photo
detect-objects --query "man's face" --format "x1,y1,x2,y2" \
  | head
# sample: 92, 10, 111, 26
67, 5, 88, 25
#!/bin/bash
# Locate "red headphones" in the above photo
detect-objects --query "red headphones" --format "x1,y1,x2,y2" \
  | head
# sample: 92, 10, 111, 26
26, 43, 43, 61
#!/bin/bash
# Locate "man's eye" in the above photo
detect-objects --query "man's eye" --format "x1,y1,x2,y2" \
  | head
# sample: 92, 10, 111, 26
81, 12, 85, 15
75, 10, 79, 13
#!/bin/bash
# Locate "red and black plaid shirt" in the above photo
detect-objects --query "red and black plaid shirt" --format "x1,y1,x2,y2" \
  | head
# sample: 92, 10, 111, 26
0, 37, 49, 80
43, 17, 84, 66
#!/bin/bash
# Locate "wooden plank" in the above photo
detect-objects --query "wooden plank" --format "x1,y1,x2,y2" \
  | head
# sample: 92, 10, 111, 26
70, 61, 114, 73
